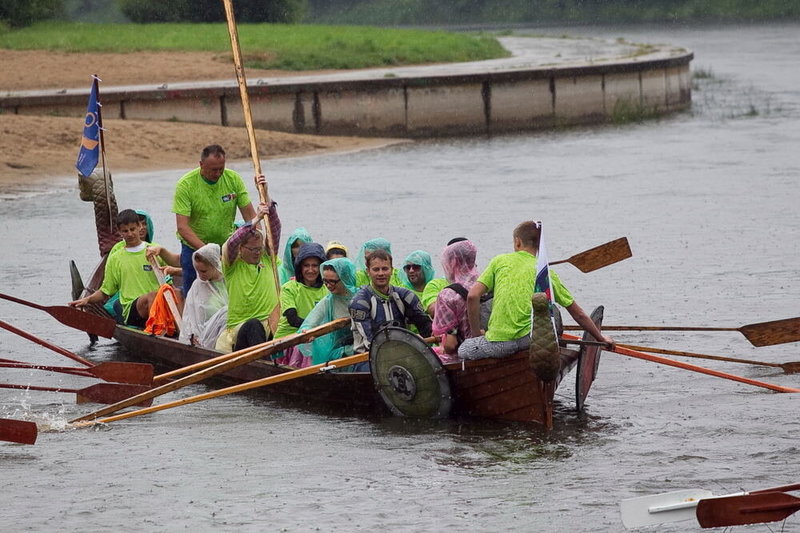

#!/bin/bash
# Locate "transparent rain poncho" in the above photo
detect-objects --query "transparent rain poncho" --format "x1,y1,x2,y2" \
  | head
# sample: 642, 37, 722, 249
432, 239, 479, 337
179, 243, 228, 348
279, 227, 313, 286
354, 238, 392, 272
397, 250, 436, 294
297, 257, 357, 365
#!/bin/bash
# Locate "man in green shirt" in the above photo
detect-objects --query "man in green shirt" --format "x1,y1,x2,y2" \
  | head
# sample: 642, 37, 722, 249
173, 144, 257, 297
458, 221, 613, 360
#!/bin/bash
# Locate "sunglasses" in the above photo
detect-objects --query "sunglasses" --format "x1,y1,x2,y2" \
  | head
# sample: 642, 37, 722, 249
403, 264, 422, 271
323, 278, 341, 286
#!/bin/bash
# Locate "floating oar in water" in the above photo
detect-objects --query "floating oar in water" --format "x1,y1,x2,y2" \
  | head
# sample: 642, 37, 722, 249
0, 418, 37, 445
697, 491, 800, 528
0, 382, 152, 406
561, 334, 800, 393
621, 483, 800, 528
0, 292, 116, 339
72, 351, 370, 428
562, 339, 800, 374
70, 318, 350, 423
550, 237, 632, 273
563, 316, 800, 347
0, 319, 153, 384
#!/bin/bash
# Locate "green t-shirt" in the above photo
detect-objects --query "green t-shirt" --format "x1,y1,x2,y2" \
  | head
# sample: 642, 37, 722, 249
355, 267, 403, 289
99, 243, 165, 321
421, 278, 448, 312
223, 252, 278, 328
273, 280, 328, 339
172, 168, 251, 246
478, 251, 574, 342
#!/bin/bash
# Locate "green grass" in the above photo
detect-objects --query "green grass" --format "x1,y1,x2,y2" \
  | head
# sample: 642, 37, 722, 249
0, 22, 509, 70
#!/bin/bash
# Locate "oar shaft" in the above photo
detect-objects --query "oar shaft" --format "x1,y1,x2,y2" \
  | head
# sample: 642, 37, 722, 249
0, 361, 95, 377
0, 319, 94, 366
564, 325, 739, 332
80, 352, 369, 426
0, 383, 79, 393
617, 344, 784, 369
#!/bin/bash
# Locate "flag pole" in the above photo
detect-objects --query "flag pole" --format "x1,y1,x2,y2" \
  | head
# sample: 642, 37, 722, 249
93, 74, 114, 235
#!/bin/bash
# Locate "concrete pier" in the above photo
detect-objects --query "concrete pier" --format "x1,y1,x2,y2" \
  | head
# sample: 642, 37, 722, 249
0, 36, 692, 137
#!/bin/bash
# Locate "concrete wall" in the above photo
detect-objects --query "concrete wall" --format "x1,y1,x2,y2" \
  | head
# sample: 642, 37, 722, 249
0, 52, 693, 138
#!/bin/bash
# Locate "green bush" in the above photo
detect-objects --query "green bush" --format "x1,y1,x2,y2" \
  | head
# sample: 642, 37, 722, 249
0, 0, 63, 28
120, 0, 307, 24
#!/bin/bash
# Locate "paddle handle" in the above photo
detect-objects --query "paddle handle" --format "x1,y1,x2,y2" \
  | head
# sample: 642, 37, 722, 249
147, 256, 183, 331
563, 325, 740, 332
0, 319, 94, 367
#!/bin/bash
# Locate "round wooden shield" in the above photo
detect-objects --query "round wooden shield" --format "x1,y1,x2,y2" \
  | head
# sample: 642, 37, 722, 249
369, 327, 452, 419
576, 305, 604, 412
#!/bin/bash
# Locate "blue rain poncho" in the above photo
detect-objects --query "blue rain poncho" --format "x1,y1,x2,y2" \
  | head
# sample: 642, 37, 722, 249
354, 237, 403, 287
397, 250, 436, 298
279, 227, 313, 285
297, 257, 357, 365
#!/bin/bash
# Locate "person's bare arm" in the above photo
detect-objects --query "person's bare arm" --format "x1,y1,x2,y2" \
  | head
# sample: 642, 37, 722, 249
175, 214, 205, 250
69, 289, 108, 308
466, 281, 488, 338
146, 245, 181, 267
565, 301, 615, 347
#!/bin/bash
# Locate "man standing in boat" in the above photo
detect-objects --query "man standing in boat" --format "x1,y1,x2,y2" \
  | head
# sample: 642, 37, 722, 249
458, 221, 613, 360
173, 144, 257, 296
349, 249, 432, 366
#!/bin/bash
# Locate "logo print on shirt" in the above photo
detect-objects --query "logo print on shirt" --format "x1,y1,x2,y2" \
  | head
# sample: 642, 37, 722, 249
221, 192, 238, 203
143, 265, 153, 272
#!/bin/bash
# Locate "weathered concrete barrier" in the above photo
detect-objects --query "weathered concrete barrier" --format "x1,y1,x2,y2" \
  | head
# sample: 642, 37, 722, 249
0, 42, 692, 138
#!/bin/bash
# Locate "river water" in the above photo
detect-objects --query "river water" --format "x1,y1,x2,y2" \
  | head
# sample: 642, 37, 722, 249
2, 23, 799, 532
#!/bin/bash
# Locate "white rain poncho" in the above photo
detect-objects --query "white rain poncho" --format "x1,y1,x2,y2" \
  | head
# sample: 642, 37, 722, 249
179, 243, 228, 348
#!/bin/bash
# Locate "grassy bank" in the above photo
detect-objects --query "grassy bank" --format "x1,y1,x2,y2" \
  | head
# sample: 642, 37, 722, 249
0, 22, 508, 70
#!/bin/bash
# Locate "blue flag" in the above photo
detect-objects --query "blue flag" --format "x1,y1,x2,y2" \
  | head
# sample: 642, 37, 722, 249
76, 78, 100, 177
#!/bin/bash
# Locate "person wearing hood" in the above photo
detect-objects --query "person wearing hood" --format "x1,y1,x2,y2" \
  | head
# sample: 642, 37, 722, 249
354, 237, 403, 288
431, 239, 480, 360
398, 250, 436, 301
178, 243, 228, 348
273, 242, 329, 341
295, 257, 357, 368
279, 227, 313, 286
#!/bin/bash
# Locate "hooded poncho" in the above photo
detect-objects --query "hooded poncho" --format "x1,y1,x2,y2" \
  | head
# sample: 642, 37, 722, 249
397, 249, 436, 299
279, 227, 313, 286
354, 237, 403, 287
432, 240, 479, 338
179, 243, 228, 348
273, 242, 328, 339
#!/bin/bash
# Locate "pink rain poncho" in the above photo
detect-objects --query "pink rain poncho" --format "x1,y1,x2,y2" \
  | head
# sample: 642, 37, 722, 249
432, 240, 479, 341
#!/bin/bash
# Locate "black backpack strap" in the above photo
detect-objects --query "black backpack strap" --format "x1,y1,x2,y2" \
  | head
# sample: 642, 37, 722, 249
446, 283, 468, 299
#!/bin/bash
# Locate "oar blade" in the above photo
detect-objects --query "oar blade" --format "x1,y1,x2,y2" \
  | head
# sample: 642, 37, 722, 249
620, 489, 712, 528
89, 361, 154, 385
697, 492, 800, 528
76, 383, 153, 406
569, 237, 632, 273
740, 317, 800, 347
47, 305, 116, 338
0, 418, 37, 445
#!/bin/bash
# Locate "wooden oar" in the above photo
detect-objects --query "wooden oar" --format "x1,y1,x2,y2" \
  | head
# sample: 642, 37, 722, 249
0, 319, 153, 384
0, 358, 95, 377
550, 237, 632, 273
0, 292, 116, 338
73, 351, 369, 427
0, 382, 152, 406
563, 316, 800, 347
70, 318, 349, 423
147, 256, 183, 331
0, 358, 153, 384
697, 492, 800, 528
562, 339, 800, 374
562, 333, 800, 393
222, 0, 282, 334
0, 418, 37, 445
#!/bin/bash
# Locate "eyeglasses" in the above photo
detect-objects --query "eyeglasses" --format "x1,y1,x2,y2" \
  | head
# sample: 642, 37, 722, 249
242, 245, 263, 253
323, 278, 341, 287
403, 264, 422, 271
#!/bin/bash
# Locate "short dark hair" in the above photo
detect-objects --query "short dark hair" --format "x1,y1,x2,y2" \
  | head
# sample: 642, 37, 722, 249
366, 248, 392, 268
201, 144, 226, 160
116, 209, 140, 227
447, 237, 468, 246
513, 221, 541, 248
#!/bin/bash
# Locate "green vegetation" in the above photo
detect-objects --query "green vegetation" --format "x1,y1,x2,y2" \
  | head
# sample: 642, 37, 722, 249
0, 22, 508, 70
0, 0, 62, 28
307, 0, 800, 25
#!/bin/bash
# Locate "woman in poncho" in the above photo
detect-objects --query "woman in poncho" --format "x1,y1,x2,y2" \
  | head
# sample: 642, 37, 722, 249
279, 227, 313, 286
353, 237, 403, 288
431, 239, 480, 361
178, 243, 228, 348
297, 257, 357, 367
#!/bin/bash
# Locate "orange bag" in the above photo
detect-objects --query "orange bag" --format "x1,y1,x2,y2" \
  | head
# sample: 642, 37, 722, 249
145, 285, 178, 337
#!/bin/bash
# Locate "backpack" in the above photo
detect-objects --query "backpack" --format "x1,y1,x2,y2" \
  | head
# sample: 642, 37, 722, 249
446, 283, 492, 332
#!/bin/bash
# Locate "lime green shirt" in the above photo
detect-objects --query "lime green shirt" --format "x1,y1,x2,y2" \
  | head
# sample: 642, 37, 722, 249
172, 168, 251, 246
421, 278, 448, 312
355, 268, 403, 288
99, 243, 165, 321
223, 252, 278, 328
273, 281, 328, 339
479, 251, 574, 342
